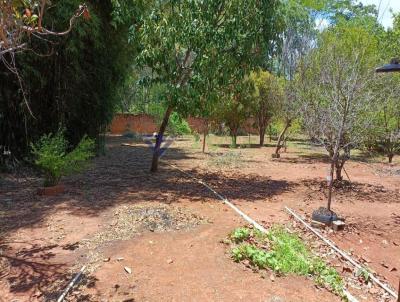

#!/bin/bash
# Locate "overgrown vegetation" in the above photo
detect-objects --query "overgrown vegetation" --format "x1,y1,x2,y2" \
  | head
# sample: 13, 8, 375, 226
2, 0, 400, 215
228, 226, 345, 298
0, 0, 138, 167
31, 130, 94, 186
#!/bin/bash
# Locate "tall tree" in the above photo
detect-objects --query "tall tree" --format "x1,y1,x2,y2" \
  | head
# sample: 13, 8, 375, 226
298, 22, 379, 211
250, 70, 282, 147
216, 77, 254, 148
135, 0, 282, 172
273, 0, 316, 157
368, 73, 400, 163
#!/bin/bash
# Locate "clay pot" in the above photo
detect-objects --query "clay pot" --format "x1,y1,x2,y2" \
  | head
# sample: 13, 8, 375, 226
37, 184, 65, 196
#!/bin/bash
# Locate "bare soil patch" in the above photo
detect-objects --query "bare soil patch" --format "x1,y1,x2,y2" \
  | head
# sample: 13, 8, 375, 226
0, 135, 399, 301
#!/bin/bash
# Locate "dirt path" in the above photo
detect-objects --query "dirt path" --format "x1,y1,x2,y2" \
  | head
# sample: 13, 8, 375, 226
83, 200, 337, 302
1, 135, 399, 301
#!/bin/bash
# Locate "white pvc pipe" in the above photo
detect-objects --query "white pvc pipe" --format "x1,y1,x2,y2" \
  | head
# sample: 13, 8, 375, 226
168, 162, 363, 301
167, 163, 267, 232
285, 206, 398, 300
57, 265, 86, 302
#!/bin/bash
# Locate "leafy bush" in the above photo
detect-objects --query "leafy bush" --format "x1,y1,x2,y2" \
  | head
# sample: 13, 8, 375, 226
167, 112, 191, 135
31, 131, 94, 186
193, 132, 201, 142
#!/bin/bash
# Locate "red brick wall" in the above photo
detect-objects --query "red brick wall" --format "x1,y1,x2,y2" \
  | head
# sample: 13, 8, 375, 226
109, 114, 259, 135
187, 116, 207, 133
242, 117, 259, 135
109, 113, 158, 134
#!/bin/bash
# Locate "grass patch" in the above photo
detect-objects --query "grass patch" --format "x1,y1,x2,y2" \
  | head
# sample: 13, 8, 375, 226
208, 151, 244, 168
227, 226, 345, 299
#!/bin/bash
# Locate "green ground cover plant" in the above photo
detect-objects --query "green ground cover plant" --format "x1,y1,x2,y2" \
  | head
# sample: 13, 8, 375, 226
228, 226, 345, 299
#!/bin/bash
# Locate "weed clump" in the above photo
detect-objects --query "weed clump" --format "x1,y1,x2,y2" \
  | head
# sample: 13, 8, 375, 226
230, 227, 251, 243
227, 226, 345, 298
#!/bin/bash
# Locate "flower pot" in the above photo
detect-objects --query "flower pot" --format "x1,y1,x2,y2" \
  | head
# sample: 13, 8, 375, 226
37, 184, 65, 196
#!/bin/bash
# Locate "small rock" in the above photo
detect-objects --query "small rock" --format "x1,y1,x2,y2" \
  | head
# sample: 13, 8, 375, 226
124, 267, 132, 274
167, 259, 174, 264
342, 266, 352, 273
361, 256, 371, 263
116, 257, 124, 261
270, 274, 275, 282
369, 287, 379, 294
390, 267, 397, 272
33, 290, 42, 297
103, 257, 110, 262
268, 296, 284, 302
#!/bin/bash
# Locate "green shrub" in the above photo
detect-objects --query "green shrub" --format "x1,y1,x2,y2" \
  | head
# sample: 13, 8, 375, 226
167, 112, 191, 135
193, 132, 201, 142
31, 131, 95, 186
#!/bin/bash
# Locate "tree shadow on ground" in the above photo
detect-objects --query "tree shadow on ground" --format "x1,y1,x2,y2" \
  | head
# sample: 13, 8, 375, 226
0, 135, 296, 298
351, 151, 386, 164
211, 143, 276, 149
0, 136, 295, 236
300, 179, 400, 204
274, 153, 331, 164
0, 240, 98, 301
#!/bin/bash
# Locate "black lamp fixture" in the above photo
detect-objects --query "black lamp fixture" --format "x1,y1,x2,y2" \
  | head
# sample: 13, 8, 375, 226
376, 58, 400, 73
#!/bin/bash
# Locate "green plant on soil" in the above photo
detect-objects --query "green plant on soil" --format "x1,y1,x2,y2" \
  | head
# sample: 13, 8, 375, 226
230, 227, 251, 243
356, 267, 371, 283
228, 226, 345, 298
31, 130, 95, 187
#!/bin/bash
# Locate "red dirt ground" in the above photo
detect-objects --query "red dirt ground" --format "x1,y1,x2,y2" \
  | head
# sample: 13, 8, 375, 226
0, 135, 399, 301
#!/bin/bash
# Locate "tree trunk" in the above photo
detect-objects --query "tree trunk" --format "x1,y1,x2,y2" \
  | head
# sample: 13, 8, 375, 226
327, 158, 335, 211
230, 127, 238, 148
202, 120, 208, 153
269, 125, 272, 142
388, 153, 394, 163
335, 160, 344, 181
259, 127, 265, 147
231, 134, 237, 148
274, 121, 291, 156
150, 106, 173, 172
202, 131, 207, 153
335, 165, 343, 181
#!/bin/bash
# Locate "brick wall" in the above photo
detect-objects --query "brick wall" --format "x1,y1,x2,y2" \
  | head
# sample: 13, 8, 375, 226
242, 117, 259, 135
109, 113, 259, 135
109, 113, 158, 134
187, 116, 207, 133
